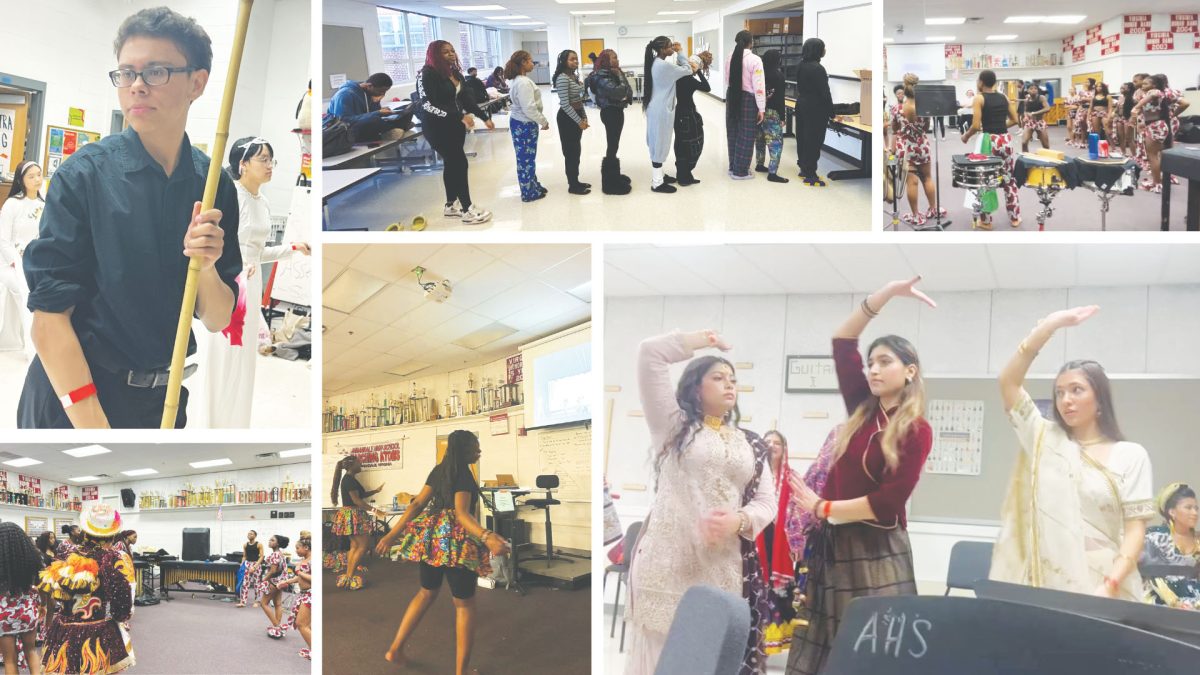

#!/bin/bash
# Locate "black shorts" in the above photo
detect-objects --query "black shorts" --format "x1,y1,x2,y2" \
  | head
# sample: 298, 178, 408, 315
419, 562, 477, 599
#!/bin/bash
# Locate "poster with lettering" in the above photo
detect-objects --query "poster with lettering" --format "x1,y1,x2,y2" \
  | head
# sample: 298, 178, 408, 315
1146, 31, 1175, 51
506, 353, 524, 384
1062, 36, 1074, 52
82, 485, 98, 501
1171, 13, 1198, 34
349, 441, 403, 469
1072, 45, 1086, 63
54, 485, 69, 499
0, 108, 14, 171
1123, 14, 1151, 34
1101, 34, 1120, 55
944, 44, 962, 57
18, 475, 41, 494
1086, 24, 1102, 45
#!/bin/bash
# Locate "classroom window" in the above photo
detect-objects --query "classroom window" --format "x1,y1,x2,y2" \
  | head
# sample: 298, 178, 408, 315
377, 8, 439, 84
458, 23, 501, 73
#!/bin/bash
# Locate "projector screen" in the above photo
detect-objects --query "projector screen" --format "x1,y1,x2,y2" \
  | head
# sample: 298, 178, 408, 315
815, 3, 872, 79
886, 43, 948, 82
528, 341, 592, 428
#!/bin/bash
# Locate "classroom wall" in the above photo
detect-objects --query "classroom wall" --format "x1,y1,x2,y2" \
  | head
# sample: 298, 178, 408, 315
578, 23, 693, 74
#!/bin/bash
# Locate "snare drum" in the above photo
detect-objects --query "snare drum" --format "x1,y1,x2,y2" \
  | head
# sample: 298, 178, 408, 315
952, 155, 1004, 189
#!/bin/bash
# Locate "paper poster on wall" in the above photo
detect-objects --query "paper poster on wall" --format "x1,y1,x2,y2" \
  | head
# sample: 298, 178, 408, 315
1086, 25, 1102, 45
490, 413, 509, 435
24, 517, 47, 537
19, 475, 41, 493
68, 107, 85, 127
1170, 13, 1198, 34
43, 125, 101, 180
330, 73, 347, 89
1123, 15, 1151, 34
82, 485, 98, 501
1072, 46, 1086, 63
269, 187, 312, 307
506, 353, 523, 384
54, 518, 74, 534
537, 425, 591, 500
347, 440, 404, 469
1146, 32, 1174, 51
0, 109, 15, 170
1101, 34, 1121, 56
925, 399, 984, 476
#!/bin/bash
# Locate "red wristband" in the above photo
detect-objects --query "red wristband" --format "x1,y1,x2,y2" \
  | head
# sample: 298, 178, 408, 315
59, 383, 97, 409
823, 500, 833, 519
290, 243, 298, 250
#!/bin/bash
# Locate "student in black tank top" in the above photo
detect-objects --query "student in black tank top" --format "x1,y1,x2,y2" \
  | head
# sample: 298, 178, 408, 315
961, 70, 1021, 229
236, 529, 265, 607
330, 455, 388, 590
1021, 83, 1051, 152
1089, 82, 1113, 141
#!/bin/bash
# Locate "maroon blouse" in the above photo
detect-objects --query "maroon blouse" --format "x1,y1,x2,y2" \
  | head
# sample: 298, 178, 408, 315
821, 338, 933, 529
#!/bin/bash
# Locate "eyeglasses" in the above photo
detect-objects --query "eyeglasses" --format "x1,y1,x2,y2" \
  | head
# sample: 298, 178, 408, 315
108, 66, 197, 88
251, 157, 278, 168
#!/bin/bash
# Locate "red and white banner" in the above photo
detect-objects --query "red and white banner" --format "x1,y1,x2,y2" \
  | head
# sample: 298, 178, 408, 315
1123, 14, 1152, 34
81, 485, 98, 501
347, 442, 402, 468
1062, 36, 1074, 52
1146, 31, 1175, 51
1072, 45, 1087, 63
1086, 25, 1103, 45
944, 44, 962, 57
54, 485, 69, 499
18, 475, 41, 493
1101, 34, 1121, 56
1170, 13, 1198, 34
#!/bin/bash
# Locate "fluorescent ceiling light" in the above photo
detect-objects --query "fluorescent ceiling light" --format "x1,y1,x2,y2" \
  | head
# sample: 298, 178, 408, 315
486, 14, 527, 19
443, 5, 507, 10
2, 458, 41, 467
582, 21, 614, 25
121, 468, 158, 476
987, 35, 1019, 41
278, 448, 311, 458
510, 21, 544, 25
69, 476, 101, 482
924, 17, 965, 25
63, 445, 111, 458
189, 458, 233, 469
570, 10, 614, 14
648, 19, 680, 24
925, 36, 955, 42
658, 10, 698, 15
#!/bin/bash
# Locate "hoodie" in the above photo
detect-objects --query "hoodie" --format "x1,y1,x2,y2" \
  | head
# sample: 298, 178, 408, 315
327, 80, 381, 125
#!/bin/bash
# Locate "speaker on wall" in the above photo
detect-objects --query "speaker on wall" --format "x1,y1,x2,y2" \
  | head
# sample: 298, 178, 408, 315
182, 528, 210, 561
120, 489, 136, 509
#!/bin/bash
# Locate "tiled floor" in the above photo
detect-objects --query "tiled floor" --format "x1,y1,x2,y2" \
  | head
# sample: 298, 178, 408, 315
324, 86, 873, 232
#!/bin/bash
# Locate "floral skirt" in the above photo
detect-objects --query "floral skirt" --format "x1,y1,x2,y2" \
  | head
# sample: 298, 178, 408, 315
388, 509, 492, 576
282, 588, 311, 632
0, 590, 38, 635
42, 616, 134, 675
331, 507, 373, 536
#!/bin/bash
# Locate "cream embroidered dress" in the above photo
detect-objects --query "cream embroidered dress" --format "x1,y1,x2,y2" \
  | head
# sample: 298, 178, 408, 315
991, 390, 1155, 600
625, 333, 776, 674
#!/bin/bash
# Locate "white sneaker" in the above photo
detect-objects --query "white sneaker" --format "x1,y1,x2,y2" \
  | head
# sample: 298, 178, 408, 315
461, 204, 492, 225
444, 200, 462, 218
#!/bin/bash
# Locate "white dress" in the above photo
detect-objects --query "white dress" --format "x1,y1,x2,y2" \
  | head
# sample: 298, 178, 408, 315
203, 181, 293, 427
0, 196, 43, 359
625, 332, 776, 674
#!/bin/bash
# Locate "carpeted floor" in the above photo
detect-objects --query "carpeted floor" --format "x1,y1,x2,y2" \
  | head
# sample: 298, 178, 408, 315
882, 123, 1199, 231
322, 560, 590, 675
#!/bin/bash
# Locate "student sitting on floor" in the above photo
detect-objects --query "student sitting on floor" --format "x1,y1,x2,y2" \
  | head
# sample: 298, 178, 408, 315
327, 73, 414, 143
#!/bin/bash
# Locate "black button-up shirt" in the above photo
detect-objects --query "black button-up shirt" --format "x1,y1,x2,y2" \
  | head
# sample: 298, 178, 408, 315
23, 128, 242, 371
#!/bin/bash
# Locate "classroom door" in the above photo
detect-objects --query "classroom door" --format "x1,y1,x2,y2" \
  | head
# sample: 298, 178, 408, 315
580, 38, 604, 63
0, 86, 30, 178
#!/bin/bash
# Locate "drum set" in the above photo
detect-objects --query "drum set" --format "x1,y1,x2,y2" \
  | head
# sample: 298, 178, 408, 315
951, 154, 1005, 229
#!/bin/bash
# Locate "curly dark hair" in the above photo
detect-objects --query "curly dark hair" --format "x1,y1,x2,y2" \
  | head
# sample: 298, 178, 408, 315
655, 355, 741, 481
34, 531, 55, 563
0, 523, 44, 596
114, 6, 214, 72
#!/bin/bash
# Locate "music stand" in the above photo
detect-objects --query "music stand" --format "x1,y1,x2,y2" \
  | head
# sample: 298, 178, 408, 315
914, 84, 959, 230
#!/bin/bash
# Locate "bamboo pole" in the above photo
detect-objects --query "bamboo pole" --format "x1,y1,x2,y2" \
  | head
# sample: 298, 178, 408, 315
161, 0, 255, 428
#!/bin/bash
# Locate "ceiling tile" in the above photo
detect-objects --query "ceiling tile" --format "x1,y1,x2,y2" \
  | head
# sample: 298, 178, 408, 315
355, 283, 427, 321
502, 291, 588, 331
660, 246, 785, 295
815, 245, 916, 292
1076, 244, 1170, 287
730, 244, 850, 294
397, 299, 463, 329
418, 245, 496, 284
328, 347, 383, 371
424, 311, 495, 343
502, 244, 589, 274
1161, 245, 1200, 284
603, 265, 655, 296
349, 244, 444, 283
898, 243, 995, 291
569, 281, 592, 302
323, 315, 386, 347
605, 247, 719, 295
322, 260, 345, 290
538, 249, 592, 291
988, 244, 1078, 289
323, 268, 388, 314
322, 308, 349, 331
356, 324, 423, 354
324, 244, 366, 265
446, 259, 524, 309
473, 280, 562, 321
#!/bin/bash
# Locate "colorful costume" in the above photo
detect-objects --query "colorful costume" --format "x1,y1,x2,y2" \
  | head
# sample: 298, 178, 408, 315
0, 589, 39, 636
895, 114, 930, 167
390, 511, 492, 577
281, 559, 312, 632
1141, 525, 1200, 610
39, 547, 135, 674
256, 550, 287, 598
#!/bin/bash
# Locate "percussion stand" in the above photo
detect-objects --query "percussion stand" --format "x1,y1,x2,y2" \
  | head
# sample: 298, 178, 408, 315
1083, 164, 1136, 232
914, 84, 960, 231
886, 154, 908, 231
1033, 184, 1062, 231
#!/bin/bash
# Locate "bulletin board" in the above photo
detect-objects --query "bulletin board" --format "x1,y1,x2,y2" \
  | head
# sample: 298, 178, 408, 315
580, 39, 605, 61
43, 125, 101, 180
24, 516, 47, 537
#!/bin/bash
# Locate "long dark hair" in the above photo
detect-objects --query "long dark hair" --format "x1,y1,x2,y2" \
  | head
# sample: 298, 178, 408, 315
35, 531, 55, 562
726, 30, 753, 121
428, 430, 479, 510
7, 161, 43, 201
655, 355, 741, 479
596, 48, 619, 72
834, 336, 926, 472
1149, 73, 1168, 91
642, 36, 672, 112
425, 40, 457, 79
552, 49, 578, 85
330, 455, 360, 506
1121, 82, 1136, 117
1050, 360, 1125, 442
762, 49, 782, 75
504, 50, 531, 81
0, 522, 44, 596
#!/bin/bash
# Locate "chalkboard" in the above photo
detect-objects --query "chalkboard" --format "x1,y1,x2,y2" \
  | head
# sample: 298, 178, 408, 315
270, 186, 311, 307
536, 424, 591, 501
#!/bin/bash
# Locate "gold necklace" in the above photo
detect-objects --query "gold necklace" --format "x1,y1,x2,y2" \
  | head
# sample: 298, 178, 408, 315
1175, 530, 1199, 557
1076, 437, 1108, 447
703, 415, 724, 431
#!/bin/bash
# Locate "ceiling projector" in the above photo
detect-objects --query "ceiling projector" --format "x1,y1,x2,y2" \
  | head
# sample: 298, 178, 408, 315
414, 266, 452, 303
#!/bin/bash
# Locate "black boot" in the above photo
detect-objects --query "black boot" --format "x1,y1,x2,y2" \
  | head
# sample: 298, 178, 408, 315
613, 157, 632, 186
601, 157, 632, 195
677, 168, 700, 186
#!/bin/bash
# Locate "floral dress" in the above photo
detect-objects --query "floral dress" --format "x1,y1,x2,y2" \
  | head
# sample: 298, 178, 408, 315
39, 546, 135, 674
256, 550, 287, 597
896, 114, 930, 167
281, 559, 312, 632
0, 589, 39, 635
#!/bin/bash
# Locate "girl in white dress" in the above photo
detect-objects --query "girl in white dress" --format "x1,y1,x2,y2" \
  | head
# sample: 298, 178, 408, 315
626, 329, 777, 674
992, 305, 1155, 601
204, 137, 310, 427
0, 161, 45, 360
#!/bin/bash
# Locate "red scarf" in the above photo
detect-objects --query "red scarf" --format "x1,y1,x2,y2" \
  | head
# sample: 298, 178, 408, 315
756, 462, 794, 590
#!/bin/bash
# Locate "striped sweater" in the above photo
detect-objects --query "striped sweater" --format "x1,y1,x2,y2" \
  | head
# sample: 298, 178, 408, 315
555, 72, 587, 125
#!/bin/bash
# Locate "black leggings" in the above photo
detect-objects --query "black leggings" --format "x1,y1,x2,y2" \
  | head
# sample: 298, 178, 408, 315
600, 106, 624, 158
797, 110, 827, 177
419, 562, 477, 599
558, 109, 584, 184
425, 120, 472, 209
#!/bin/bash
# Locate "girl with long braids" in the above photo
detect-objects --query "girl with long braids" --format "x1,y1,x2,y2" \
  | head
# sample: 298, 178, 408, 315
643, 36, 698, 193
1141, 484, 1200, 609
236, 530, 265, 608
991, 306, 1155, 601
505, 49, 551, 202
787, 277, 935, 675
726, 30, 766, 179
0, 522, 43, 675
375, 430, 510, 674
330, 455, 388, 590
553, 50, 592, 195
416, 40, 495, 225
259, 535, 290, 639
625, 329, 777, 674
277, 536, 312, 660
673, 51, 712, 186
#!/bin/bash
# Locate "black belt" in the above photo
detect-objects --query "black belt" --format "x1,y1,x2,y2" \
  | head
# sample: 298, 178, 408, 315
109, 363, 197, 389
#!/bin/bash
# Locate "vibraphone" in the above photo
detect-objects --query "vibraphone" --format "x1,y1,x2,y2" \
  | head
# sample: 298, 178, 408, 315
158, 560, 242, 599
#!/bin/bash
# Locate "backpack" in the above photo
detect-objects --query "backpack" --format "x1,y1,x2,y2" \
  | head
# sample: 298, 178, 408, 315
322, 113, 353, 157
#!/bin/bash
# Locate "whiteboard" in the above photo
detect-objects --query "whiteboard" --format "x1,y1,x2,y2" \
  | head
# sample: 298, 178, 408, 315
536, 425, 591, 501
616, 34, 684, 72
886, 43, 948, 82
815, 3, 872, 80
270, 186, 311, 306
